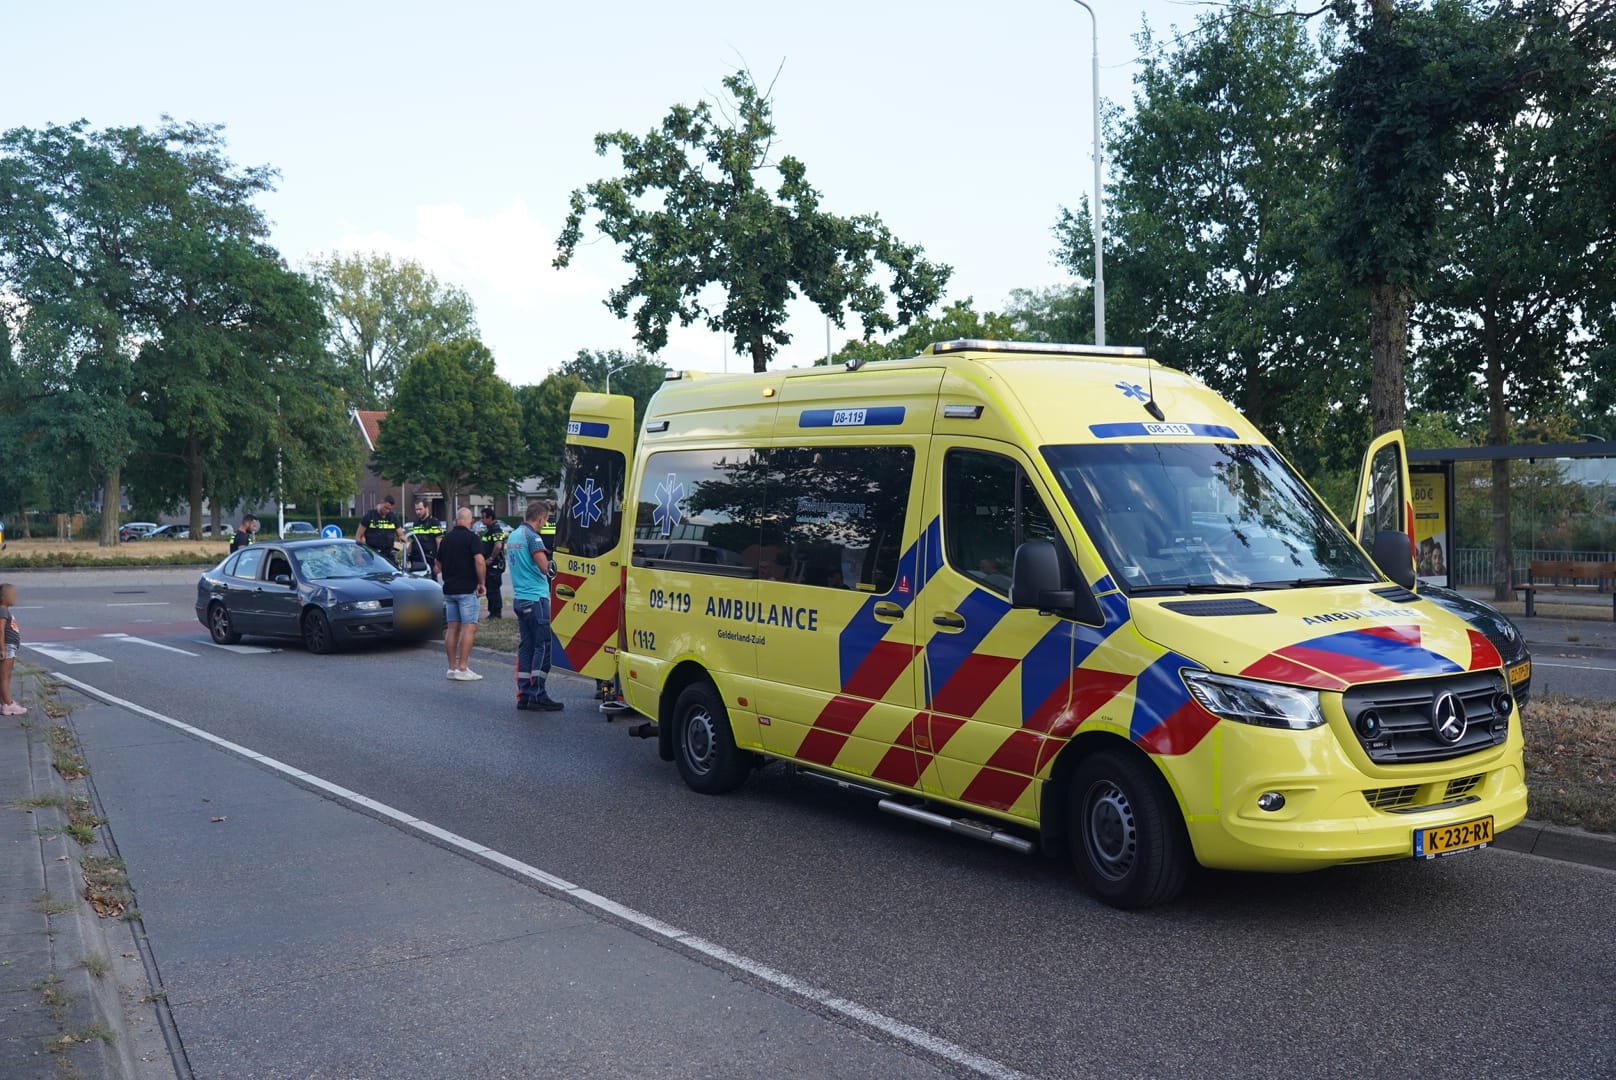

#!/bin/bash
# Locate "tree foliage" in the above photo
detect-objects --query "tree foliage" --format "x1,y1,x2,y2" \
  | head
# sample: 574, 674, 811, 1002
557, 348, 666, 428
374, 339, 523, 508
823, 299, 1016, 366
309, 251, 479, 408
517, 373, 588, 484
555, 69, 952, 372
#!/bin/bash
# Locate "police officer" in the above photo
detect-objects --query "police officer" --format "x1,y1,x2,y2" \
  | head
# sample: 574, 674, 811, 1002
356, 496, 403, 564
406, 500, 445, 575
477, 507, 509, 619
229, 514, 258, 553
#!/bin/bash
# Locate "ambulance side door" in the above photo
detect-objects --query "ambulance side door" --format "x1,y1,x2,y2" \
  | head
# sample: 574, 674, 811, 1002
752, 440, 929, 787
915, 441, 1078, 822
1353, 430, 1417, 588
551, 392, 634, 679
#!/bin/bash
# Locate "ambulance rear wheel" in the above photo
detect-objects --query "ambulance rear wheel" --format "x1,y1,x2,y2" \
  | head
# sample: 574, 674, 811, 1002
1068, 750, 1189, 909
672, 682, 751, 794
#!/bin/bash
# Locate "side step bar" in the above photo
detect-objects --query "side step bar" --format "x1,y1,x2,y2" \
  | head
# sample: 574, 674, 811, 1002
792, 767, 1033, 855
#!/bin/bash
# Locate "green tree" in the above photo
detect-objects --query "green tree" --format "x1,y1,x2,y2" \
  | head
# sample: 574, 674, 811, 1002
1056, 5, 1366, 477
309, 252, 479, 408
517, 373, 588, 484
555, 69, 951, 372
558, 348, 666, 428
823, 299, 1015, 365
373, 339, 523, 508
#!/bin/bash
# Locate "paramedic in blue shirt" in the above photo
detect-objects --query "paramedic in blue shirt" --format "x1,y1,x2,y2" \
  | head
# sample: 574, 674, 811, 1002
509, 500, 563, 712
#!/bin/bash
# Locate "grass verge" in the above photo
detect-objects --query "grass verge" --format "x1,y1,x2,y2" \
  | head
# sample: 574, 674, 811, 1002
1523, 694, 1616, 834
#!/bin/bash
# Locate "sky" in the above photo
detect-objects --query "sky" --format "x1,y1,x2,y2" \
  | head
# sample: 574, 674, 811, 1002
5, 0, 1202, 386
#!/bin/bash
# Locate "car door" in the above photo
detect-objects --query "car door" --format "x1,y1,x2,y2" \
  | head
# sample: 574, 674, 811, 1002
914, 441, 1082, 822
256, 548, 302, 638
226, 547, 267, 632
552, 392, 634, 678
1353, 430, 1416, 584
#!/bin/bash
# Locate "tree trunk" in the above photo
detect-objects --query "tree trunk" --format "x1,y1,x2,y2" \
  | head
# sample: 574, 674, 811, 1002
1484, 315, 1513, 602
209, 501, 221, 540
15, 506, 30, 540
750, 337, 768, 374
188, 435, 205, 539
1369, 281, 1409, 437
100, 468, 120, 547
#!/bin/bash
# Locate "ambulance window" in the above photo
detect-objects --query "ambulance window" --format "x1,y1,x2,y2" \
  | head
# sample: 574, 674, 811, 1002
632, 449, 763, 575
943, 450, 1061, 595
556, 445, 626, 558
763, 446, 914, 593
1361, 443, 1404, 546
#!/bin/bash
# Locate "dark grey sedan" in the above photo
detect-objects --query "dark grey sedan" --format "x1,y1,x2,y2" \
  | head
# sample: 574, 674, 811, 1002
195, 540, 443, 653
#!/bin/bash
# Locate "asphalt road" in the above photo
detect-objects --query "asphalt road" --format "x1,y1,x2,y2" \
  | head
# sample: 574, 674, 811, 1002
12, 570, 1616, 1079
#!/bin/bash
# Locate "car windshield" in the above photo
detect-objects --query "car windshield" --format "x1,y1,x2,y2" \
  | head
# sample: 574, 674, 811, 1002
291, 542, 397, 581
1041, 441, 1377, 593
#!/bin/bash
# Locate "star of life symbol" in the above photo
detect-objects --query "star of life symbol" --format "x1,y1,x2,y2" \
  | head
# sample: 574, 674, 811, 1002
571, 478, 605, 527
1116, 381, 1150, 401
653, 474, 686, 537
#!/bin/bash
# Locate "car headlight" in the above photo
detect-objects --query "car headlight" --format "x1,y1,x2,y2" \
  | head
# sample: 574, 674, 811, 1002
342, 599, 384, 611
1181, 670, 1325, 730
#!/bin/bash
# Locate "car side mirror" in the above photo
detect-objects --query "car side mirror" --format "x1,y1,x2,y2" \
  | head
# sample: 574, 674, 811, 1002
272, 574, 293, 587
1371, 530, 1417, 590
1011, 540, 1104, 624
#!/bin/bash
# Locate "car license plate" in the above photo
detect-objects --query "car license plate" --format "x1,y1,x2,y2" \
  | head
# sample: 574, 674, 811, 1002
396, 608, 430, 628
1507, 659, 1530, 686
1414, 815, 1494, 859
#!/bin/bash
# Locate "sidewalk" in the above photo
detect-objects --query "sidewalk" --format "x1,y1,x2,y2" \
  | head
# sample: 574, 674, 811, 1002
33, 685, 949, 1080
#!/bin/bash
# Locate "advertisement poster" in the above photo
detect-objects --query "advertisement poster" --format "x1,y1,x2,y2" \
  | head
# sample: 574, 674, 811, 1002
1411, 465, 1450, 587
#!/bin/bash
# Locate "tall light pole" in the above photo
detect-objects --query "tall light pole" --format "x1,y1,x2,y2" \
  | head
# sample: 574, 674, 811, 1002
1071, 0, 1105, 346
605, 363, 628, 394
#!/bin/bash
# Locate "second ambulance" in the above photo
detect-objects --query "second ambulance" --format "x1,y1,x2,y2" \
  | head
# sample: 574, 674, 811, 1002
547, 340, 1526, 908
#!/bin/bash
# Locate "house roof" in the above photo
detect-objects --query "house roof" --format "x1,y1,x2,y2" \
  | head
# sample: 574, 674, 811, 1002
352, 409, 386, 451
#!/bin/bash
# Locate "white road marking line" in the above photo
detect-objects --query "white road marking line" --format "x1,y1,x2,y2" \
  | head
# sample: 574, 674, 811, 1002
193, 640, 281, 655
22, 643, 111, 665
1533, 661, 1616, 672
11, 605, 44, 610
107, 602, 170, 607
48, 672, 1031, 1080
98, 634, 199, 658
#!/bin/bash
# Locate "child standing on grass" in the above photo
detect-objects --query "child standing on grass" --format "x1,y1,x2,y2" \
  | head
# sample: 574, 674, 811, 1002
1, 582, 24, 716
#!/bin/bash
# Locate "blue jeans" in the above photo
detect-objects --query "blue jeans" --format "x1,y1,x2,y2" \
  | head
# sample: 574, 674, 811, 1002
514, 598, 552, 701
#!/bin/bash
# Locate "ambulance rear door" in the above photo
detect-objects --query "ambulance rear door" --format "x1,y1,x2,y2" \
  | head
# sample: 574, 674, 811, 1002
551, 392, 634, 679
1353, 430, 1417, 588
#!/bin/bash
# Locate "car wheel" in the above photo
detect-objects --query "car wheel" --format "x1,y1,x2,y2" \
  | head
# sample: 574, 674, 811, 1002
302, 609, 337, 655
671, 681, 752, 794
207, 602, 241, 645
1067, 749, 1190, 909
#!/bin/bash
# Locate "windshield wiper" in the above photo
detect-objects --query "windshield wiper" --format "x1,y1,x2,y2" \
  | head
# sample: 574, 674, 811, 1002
1257, 576, 1379, 589
1130, 582, 1265, 595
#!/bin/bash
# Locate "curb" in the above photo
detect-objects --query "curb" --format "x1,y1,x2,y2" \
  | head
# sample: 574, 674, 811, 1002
1493, 817, 1616, 872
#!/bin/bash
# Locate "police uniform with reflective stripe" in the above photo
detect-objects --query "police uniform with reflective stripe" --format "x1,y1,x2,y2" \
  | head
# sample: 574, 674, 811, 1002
408, 516, 445, 567
359, 509, 402, 558
479, 519, 510, 618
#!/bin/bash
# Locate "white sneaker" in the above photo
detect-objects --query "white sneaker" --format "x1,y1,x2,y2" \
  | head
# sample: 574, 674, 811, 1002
459, 669, 483, 681
446, 668, 458, 680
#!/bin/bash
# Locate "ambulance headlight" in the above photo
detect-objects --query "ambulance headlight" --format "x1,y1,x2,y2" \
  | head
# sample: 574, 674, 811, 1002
1181, 671, 1325, 731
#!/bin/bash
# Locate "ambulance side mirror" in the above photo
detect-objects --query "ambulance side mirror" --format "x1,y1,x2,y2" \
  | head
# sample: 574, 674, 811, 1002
1011, 541, 1103, 624
1370, 529, 1417, 590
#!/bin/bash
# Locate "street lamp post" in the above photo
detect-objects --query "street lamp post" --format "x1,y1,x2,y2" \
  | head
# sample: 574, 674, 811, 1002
1071, 0, 1105, 346
605, 364, 628, 394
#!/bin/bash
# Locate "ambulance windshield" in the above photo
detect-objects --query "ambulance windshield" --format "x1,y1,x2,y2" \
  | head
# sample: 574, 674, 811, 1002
1042, 442, 1377, 593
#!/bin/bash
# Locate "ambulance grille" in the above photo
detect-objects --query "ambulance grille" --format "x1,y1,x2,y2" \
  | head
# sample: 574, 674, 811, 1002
1445, 774, 1484, 798
1363, 785, 1419, 810
1342, 672, 1510, 764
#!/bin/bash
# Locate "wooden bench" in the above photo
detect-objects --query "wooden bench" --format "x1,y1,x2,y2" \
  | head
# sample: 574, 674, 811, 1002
1514, 559, 1616, 619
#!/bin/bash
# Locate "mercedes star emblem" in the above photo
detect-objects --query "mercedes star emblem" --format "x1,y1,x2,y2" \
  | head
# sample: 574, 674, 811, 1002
1431, 692, 1468, 745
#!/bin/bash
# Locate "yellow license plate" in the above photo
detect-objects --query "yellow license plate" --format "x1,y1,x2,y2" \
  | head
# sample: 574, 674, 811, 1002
1415, 815, 1494, 859
396, 608, 431, 628
1508, 660, 1531, 686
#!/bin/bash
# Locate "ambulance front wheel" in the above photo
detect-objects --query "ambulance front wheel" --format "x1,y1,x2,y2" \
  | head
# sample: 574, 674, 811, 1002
672, 682, 753, 794
1068, 750, 1189, 909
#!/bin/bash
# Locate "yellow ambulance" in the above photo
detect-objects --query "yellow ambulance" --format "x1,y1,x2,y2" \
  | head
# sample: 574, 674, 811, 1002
549, 340, 1527, 908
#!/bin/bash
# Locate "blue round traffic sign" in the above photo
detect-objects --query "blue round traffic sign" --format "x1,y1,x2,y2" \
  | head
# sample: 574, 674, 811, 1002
321, 524, 342, 539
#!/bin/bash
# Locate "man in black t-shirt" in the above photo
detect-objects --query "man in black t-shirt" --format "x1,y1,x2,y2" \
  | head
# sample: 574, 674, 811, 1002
357, 496, 402, 564
477, 507, 509, 619
229, 515, 258, 553
434, 507, 486, 681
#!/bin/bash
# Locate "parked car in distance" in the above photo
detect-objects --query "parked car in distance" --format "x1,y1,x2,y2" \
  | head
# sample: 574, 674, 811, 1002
281, 521, 319, 540
1419, 583, 1532, 706
147, 524, 191, 540
118, 522, 159, 541
195, 539, 443, 654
